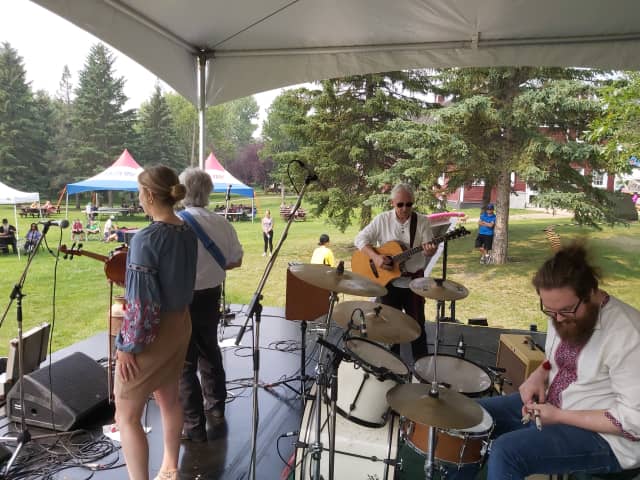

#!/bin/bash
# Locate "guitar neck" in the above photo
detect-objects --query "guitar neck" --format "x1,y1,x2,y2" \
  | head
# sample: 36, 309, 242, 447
61, 248, 109, 263
391, 230, 465, 263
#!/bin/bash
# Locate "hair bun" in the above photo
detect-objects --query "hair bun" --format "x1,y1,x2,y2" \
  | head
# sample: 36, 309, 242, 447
170, 184, 187, 202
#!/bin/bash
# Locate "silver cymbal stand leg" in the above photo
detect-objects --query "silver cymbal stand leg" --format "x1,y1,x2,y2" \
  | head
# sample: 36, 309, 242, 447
425, 293, 444, 479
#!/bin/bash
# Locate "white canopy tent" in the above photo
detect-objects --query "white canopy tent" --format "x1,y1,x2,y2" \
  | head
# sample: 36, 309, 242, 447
29, 0, 640, 167
0, 180, 40, 259
204, 152, 255, 221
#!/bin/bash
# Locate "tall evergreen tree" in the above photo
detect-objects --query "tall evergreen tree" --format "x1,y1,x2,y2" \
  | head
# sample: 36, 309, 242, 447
0, 42, 51, 192
67, 43, 136, 180
371, 67, 608, 263
135, 84, 181, 169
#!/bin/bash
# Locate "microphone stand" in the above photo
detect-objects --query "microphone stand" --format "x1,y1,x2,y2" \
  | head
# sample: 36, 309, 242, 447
0, 223, 56, 477
235, 173, 316, 480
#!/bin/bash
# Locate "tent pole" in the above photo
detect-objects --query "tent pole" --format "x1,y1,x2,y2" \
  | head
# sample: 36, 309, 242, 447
14, 204, 20, 260
197, 53, 208, 169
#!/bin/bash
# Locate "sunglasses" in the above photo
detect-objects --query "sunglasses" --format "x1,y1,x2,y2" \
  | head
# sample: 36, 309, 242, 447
395, 202, 414, 208
539, 298, 583, 321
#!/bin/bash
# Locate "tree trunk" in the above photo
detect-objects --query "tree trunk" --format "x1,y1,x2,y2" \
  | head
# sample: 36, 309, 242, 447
492, 170, 511, 264
360, 204, 372, 230
482, 180, 494, 208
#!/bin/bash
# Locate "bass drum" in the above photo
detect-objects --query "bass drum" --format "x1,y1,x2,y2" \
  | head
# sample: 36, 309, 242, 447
413, 354, 492, 397
295, 393, 399, 480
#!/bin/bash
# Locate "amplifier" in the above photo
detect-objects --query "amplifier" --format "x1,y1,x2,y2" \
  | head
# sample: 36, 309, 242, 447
496, 334, 546, 394
285, 267, 330, 321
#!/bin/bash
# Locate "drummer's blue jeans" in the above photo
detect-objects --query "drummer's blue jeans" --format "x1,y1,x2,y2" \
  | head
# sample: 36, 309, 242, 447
446, 393, 622, 479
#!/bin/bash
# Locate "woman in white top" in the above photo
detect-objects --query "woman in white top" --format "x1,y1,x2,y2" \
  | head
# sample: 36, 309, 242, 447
261, 209, 274, 256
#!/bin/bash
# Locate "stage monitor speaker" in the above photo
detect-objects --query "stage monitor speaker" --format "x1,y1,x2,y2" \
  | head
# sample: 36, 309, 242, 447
285, 267, 331, 321
496, 334, 546, 395
6, 352, 109, 431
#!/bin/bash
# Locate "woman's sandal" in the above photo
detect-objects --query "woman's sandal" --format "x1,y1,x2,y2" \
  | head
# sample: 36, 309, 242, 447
153, 469, 178, 480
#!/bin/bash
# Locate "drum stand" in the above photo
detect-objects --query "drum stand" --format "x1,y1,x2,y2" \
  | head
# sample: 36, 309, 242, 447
425, 303, 444, 479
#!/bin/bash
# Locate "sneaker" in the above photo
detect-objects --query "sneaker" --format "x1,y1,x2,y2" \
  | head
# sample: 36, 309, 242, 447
268, 252, 272, 257
484, 254, 492, 264
262, 252, 266, 257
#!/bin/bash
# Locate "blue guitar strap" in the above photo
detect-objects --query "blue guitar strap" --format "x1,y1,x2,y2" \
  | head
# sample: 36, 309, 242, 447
177, 210, 227, 269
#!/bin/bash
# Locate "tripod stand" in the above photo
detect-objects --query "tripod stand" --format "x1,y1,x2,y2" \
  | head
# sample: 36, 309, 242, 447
0, 222, 58, 477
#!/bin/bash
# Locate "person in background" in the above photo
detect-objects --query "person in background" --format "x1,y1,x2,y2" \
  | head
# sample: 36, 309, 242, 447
178, 167, 244, 442
104, 216, 118, 242
475, 203, 496, 264
310, 233, 336, 267
113, 165, 197, 480
354, 183, 436, 361
23, 223, 41, 253
0, 218, 17, 254
261, 209, 274, 257
71, 218, 85, 241
632, 192, 639, 207
449, 242, 640, 479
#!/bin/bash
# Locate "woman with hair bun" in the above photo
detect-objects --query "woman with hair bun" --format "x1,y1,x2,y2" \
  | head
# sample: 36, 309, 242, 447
114, 165, 198, 480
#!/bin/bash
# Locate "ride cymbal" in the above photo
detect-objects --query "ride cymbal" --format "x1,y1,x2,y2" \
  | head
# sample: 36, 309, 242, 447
409, 277, 469, 301
332, 301, 420, 343
386, 383, 483, 429
288, 264, 387, 297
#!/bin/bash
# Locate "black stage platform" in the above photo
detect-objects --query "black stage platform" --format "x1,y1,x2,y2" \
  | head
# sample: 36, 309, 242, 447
0, 305, 544, 479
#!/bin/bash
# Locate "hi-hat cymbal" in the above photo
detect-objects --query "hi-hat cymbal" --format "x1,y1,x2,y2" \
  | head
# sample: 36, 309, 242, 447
288, 264, 387, 297
409, 277, 469, 301
332, 301, 420, 343
386, 383, 483, 429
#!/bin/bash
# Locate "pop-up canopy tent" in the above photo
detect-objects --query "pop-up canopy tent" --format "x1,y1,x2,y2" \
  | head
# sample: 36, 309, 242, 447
205, 152, 255, 220
65, 149, 143, 215
0, 180, 40, 259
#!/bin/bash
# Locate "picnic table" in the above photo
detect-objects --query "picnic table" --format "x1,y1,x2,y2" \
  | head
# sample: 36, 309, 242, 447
95, 207, 133, 219
19, 207, 51, 218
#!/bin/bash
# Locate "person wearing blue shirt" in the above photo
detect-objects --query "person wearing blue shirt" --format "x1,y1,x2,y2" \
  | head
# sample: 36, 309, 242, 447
475, 203, 496, 264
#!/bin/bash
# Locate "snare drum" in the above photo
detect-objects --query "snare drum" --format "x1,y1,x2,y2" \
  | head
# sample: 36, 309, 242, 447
333, 337, 410, 427
413, 354, 492, 397
402, 405, 493, 468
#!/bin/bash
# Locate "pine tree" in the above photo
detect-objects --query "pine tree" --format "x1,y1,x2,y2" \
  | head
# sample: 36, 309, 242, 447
135, 84, 182, 169
67, 43, 136, 180
0, 42, 51, 192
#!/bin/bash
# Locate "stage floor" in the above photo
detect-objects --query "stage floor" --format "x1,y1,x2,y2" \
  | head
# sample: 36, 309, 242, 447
0, 304, 544, 479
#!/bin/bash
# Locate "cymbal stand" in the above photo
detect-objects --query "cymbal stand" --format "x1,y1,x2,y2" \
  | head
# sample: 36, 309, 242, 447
435, 240, 458, 323
234, 172, 317, 480
425, 295, 444, 480
0, 223, 56, 478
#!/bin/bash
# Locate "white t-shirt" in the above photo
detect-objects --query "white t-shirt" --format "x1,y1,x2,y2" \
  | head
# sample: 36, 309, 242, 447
184, 206, 244, 290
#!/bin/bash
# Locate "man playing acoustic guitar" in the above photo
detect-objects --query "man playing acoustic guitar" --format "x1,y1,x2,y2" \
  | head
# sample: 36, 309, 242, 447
354, 184, 437, 361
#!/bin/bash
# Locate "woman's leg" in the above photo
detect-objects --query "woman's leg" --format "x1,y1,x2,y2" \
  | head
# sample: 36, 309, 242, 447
263, 232, 268, 254
268, 231, 274, 253
154, 380, 183, 475
115, 394, 150, 480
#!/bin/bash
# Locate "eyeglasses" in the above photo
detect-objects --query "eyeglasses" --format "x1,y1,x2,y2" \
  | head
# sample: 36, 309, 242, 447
539, 298, 583, 320
395, 202, 414, 208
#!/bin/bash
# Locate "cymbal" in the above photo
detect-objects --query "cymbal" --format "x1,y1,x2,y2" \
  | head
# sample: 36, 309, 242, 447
288, 264, 387, 297
386, 383, 483, 429
409, 277, 469, 301
332, 301, 420, 343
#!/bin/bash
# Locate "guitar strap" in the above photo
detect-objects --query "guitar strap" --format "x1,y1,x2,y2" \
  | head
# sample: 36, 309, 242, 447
409, 211, 418, 247
178, 210, 227, 269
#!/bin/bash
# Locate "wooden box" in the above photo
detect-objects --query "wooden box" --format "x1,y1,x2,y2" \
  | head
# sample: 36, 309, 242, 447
496, 334, 546, 394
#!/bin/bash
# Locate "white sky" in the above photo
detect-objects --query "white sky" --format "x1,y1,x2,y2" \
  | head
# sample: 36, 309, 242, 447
0, 1, 281, 135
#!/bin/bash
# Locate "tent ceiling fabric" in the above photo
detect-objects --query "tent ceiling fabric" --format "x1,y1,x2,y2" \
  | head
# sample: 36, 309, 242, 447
31, 0, 640, 106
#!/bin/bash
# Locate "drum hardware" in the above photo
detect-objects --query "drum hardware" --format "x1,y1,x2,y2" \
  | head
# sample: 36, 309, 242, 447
485, 365, 510, 396
332, 301, 420, 344
287, 263, 388, 298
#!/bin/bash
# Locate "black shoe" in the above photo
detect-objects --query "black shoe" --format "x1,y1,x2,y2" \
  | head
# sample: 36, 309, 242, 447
181, 425, 207, 443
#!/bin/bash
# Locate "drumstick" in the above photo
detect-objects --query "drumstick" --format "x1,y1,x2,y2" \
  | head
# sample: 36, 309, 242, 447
534, 410, 542, 431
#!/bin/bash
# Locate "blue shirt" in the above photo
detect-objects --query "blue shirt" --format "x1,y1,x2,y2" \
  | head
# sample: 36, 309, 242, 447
116, 221, 197, 353
478, 212, 496, 236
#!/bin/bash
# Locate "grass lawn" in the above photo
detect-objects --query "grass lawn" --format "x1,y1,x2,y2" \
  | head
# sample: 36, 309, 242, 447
0, 197, 638, 356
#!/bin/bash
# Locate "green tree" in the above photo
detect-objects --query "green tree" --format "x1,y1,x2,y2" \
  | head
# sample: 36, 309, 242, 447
371, 67, 608, 263
165, 93, 197, 166
135, 84, 182, 169
67, 43, 136, 181
0, 42, 51, 192
206, 96, 259, 162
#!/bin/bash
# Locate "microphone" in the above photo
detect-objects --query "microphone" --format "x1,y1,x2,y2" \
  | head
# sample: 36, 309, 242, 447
39, 219, 70, 229
456, 334, 466, 357
336, 260, 345, 275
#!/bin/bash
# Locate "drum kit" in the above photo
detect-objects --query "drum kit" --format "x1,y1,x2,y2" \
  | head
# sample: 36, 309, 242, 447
288, 263, 495, 480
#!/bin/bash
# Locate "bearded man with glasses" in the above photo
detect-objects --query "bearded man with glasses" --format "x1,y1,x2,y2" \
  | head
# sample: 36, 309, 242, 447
354, 183, 436, 361
448, 242, 640, 480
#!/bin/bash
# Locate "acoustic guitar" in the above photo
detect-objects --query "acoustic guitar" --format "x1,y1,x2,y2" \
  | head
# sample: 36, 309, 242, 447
351, 227, 470, 286
59, 244, 128, 287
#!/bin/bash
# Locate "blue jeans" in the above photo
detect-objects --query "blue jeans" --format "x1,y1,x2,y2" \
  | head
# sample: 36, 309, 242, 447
446, 393, 622, 479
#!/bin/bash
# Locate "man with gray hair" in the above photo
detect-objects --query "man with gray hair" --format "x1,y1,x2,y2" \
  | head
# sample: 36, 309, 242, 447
178, 167, 244, 442
354, 183, 436, 361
